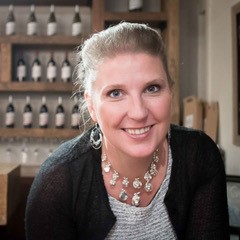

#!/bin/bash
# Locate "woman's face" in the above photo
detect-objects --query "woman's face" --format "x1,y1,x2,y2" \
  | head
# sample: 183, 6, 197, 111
85, 53, 172, 158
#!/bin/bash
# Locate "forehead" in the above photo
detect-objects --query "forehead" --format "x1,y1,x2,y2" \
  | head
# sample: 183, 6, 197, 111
97, 52, 164, 73
92, 53, 168, 89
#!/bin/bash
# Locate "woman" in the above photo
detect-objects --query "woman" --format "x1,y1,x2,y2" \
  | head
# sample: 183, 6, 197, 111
25, 22, 229, 239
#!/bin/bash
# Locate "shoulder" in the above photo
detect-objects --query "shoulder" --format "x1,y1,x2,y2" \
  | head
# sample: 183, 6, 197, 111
36, 128, 99, 183
170, 124, 224, 181
170, 124, 218, 151
171, 124, 206, 138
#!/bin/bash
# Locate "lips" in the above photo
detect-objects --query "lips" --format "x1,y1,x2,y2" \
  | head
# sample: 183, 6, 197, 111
124, 126, 151, 135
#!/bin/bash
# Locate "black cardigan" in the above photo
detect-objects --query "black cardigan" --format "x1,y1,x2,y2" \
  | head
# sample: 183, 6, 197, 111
25, 124, 229, 240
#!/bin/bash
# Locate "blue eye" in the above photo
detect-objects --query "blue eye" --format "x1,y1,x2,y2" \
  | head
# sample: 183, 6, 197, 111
109, 89, 122, 98
145, 85, 160, 93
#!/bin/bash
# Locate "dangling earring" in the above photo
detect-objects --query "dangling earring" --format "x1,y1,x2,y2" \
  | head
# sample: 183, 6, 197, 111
90, 124, 102, 149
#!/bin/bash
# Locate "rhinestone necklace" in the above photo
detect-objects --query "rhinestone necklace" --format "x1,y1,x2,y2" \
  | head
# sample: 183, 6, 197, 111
102, 148, 159, 207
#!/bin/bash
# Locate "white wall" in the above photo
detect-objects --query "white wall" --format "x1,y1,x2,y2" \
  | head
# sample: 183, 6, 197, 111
180, 0, 240, 175
205, 0, 240, 175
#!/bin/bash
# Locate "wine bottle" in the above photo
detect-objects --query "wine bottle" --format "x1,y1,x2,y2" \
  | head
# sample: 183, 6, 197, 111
72, 5, 82, 36
16, 54, 27, 82
61, 51, 71, 83
128, 0, 143, 12
39, 96, 49, 128
46, 52, 57, 82
5, 95, 15, 128
23, 96, 33, 128
5, 4, 16, 35
71, 96, 80, 129
55, 96, 65, 128
47, 5, 57, 36
31, 51, 42, 82
27, 5, 37, 36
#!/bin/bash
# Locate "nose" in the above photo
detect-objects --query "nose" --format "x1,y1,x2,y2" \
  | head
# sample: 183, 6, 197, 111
127, 95, 148, 121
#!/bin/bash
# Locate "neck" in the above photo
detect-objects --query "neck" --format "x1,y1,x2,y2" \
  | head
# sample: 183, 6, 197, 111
102, 139, 167, 179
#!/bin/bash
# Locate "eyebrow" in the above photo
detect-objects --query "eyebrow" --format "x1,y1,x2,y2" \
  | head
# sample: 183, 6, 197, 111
103, 83, 124, 91
145, 78, 166, 85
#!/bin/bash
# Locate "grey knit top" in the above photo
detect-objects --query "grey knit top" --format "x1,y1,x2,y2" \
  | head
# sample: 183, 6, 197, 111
105, 146, 177, 240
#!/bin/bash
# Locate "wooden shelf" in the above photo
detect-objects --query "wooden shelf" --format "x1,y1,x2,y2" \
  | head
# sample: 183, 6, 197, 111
0, 6, 87, 140
0, 0, 90, 6
0, 35, 85, 84
103, 11, 167, 22
0, 128, 81, 139
0, 35, 86, 46
0, 82, 75, 92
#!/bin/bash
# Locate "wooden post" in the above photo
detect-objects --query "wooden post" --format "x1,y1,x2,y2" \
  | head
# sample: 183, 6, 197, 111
166, 0, 180, 124
0, 43, 12, 83
0, 163, 20, 225
91, 0, 105, 32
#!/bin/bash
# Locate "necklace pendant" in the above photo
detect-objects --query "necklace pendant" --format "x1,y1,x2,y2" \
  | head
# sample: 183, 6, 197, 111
104, 163, 111, 173
110, 170, 119, 186
153, 153, 159, 163
119, 189, 128, 201
132, 192, 140, 207
144, 171, 152, 182
110, 179, 116, 186
133, 178, 142, 189
102, 154, 107, 162
150, 163, 158, 176
112, 171, 119, 180
154, 155, 159, 163
144, 182, 153, 192
122, 177, 129, 188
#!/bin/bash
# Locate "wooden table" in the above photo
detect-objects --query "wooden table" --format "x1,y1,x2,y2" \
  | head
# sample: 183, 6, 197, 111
0, 163, 20, 225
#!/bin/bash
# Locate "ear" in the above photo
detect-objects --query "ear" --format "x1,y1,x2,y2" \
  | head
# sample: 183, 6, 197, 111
84, 90, 97, 122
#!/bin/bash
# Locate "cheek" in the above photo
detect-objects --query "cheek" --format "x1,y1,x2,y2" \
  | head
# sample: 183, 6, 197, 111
95, 102, 124, 127
152, 96, 172, 119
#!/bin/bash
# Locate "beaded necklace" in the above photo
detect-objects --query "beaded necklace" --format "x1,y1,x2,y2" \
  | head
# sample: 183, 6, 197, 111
102, 148, 159, 207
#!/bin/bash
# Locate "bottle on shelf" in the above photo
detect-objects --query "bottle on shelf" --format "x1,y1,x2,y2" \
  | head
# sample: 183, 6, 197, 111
55, 96, 65, 129
61, 51, 71, 83
46, 52, 57, 82
71, 96, 80, 129
5, 95, 15, 128
47, 4, 57, 36
5, 4, 16, 35
27, 5, 37, 36
23, 96, 33, 128
21, 138, 29, 164
39, 96, 49, 128
128, 0, 143, 12
16, 53, 27, 82
5, 147, 13, 163
72, 5, 82, 36
31, 51, 42, 82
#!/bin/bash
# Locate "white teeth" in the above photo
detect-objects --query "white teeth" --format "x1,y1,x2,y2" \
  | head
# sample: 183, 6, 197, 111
125, 126, 150, 135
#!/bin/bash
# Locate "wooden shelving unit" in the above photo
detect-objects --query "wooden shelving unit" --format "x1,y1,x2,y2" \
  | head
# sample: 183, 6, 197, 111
91, 0, 179, 124
0, 35, 84, 139
0, 82, 74, 92
103, 11, 167, 22
0, 35, 85, 45
0, 35, 84, 83
92, 1, 168, 31
0, 128, 81, 139
0, 1, 180, 139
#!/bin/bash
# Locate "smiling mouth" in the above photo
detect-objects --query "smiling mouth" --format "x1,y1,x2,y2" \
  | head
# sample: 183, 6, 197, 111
124, 126, 151, 135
